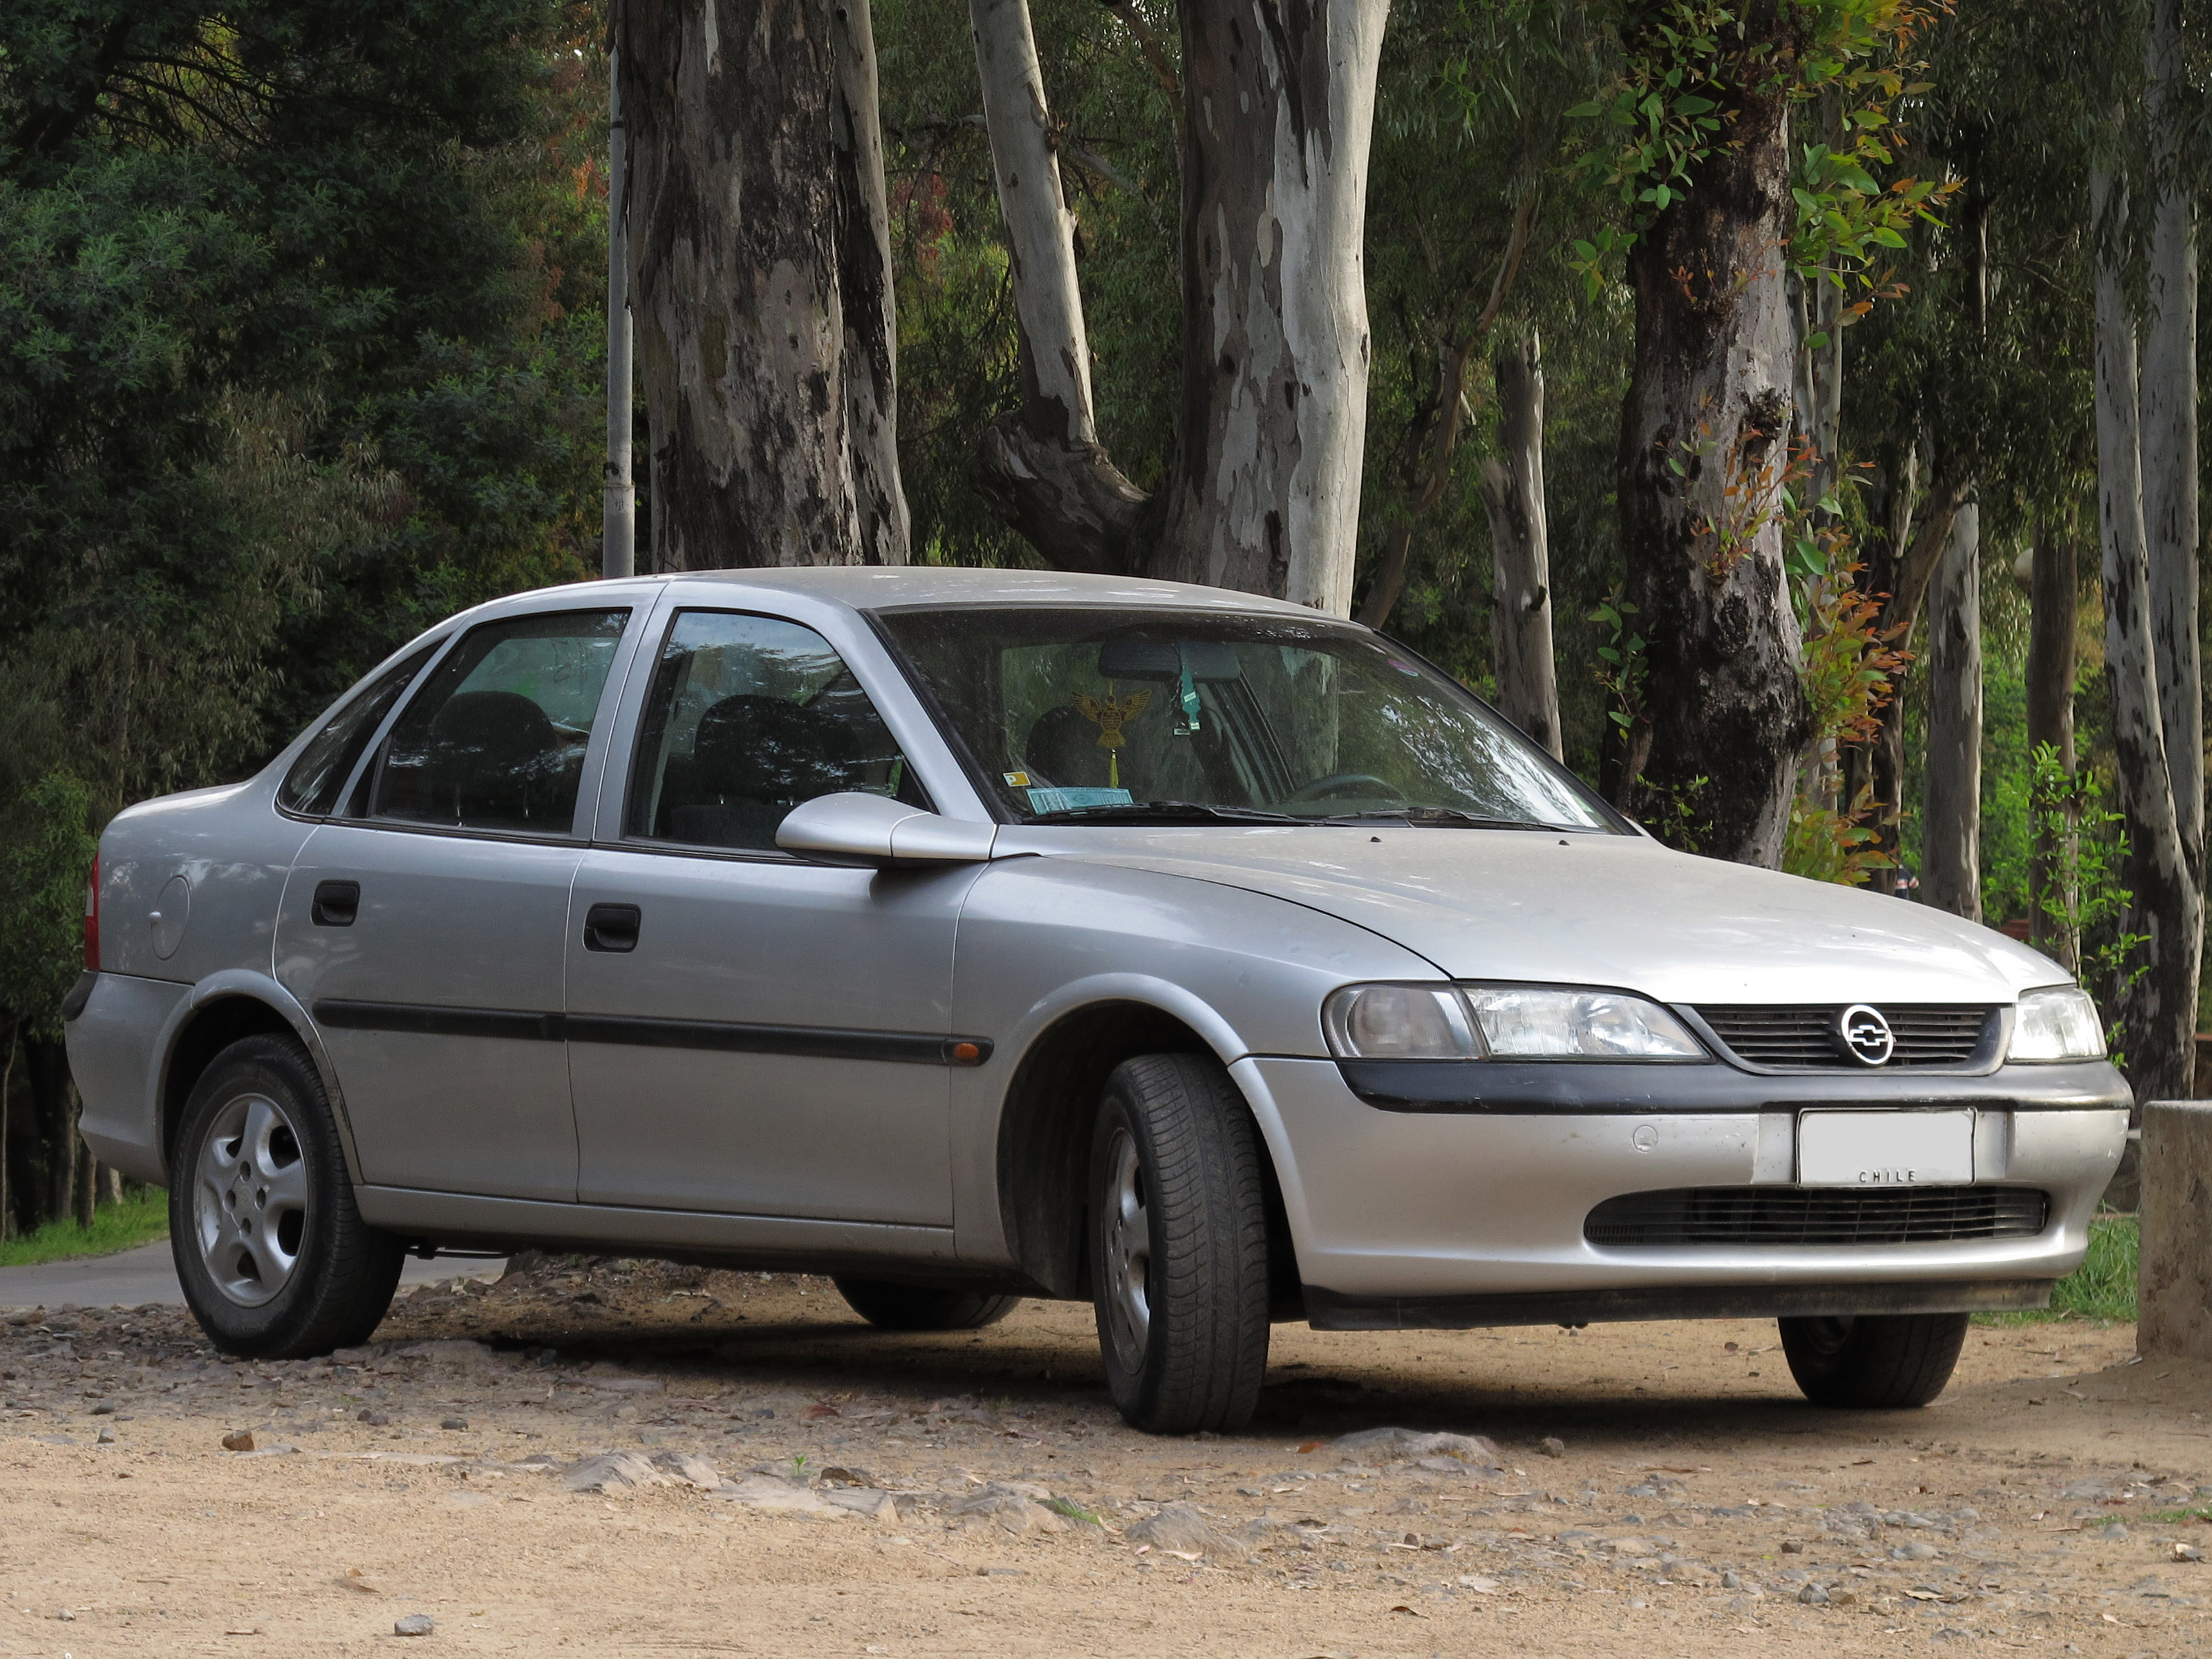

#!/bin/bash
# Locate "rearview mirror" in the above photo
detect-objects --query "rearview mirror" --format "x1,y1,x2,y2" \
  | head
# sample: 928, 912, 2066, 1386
776, 793, 998, 865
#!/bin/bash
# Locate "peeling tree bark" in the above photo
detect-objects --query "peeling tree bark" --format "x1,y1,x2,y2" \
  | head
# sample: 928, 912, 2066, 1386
1479, 332, 1559, 758
2091, 1, 2204, 1108
1922, 499, 1982, 921
1616, 0, 1808, 865
2026, 518, 2079, 967
1152, 0, 1385, 614
970, 0, 1387, 613
619, 0, 910, 570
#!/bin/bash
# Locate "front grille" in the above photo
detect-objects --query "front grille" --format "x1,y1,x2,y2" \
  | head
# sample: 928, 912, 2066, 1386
1584, 1185, 2050, 1246
1694, 1003, 1995, 1069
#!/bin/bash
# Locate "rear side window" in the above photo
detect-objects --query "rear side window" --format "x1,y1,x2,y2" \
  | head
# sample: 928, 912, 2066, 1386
277, 640, 443, 817
626, 610, 926, 852
368, 609, 630, 834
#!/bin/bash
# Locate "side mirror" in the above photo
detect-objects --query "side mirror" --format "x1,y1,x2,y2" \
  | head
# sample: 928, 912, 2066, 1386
775, 792, 999, 865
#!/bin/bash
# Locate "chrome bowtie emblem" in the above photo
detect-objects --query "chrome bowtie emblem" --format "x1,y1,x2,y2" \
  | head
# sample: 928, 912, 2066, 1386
1838, 1003, 1895, 1066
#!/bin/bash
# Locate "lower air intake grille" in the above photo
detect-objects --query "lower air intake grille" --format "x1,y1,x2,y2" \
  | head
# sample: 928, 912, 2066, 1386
1584, 1185, 2050, 1246
1694, 1004, 1996, 1069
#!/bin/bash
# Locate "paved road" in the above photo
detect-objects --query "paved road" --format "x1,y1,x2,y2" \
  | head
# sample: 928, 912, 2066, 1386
0, 1239, 503, 1310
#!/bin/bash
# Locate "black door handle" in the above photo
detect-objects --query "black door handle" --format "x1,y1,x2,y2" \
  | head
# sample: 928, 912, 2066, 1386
583, 902, 641, 953
312, 880, 360, 927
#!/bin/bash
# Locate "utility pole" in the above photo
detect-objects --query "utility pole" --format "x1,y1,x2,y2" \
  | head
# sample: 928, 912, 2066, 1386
603, 44, 636, 579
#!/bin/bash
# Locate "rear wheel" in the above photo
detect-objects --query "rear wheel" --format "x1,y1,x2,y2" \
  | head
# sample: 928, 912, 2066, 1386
832, 1277, 1020, 1331
1089, 1053, 1270, 1434
170, 1035, 403, 1359
1778, 1311, 1971, 1408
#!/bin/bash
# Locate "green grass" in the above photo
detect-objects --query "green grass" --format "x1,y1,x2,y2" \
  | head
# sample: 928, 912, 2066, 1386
1976, 1214, 2139, 1326
0, 1189, 169, 1269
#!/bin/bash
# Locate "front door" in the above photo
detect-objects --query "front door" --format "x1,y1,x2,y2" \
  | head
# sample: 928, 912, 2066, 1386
277, 606, 636, 1201
565, 608, 977, 1224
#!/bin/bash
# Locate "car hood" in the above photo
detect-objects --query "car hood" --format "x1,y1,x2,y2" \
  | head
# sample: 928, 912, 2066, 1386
1003, 825, 2067, 1006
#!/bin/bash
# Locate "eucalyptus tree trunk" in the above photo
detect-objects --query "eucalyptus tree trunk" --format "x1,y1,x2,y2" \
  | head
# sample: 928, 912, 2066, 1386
2088, 0, 2206, 1108
967, 0, 1154, 573
2093, 147, 2200, 1107
1921, 500, 1982, 921
1479, 332, 1560, 757
2026, 521, 2079, 967
1616, 0, 1806, 863
970, 0, 1386, 613
617, 0, 909, 570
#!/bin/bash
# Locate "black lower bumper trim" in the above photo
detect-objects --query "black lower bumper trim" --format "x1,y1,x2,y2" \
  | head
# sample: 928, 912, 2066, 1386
1336, 1058, 2130, 1114
1302, 1277, 2053, 1331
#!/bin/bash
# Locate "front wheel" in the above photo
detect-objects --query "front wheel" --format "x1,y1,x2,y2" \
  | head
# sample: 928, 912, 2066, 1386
1089, 1053, 1271, 1434
832, 1277, 1020, 1331
1778, 1311, 1971, 1408
170, 1035, 404, 1359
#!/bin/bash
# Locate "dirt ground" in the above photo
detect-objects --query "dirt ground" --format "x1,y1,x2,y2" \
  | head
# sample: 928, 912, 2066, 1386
3, 1257, 2209, 1658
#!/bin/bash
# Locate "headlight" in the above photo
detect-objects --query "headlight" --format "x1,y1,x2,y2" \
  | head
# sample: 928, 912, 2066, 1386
1463, 986, 1705, 1059
2009, 985, 2104, 1062
1322, 983, 1705, 1061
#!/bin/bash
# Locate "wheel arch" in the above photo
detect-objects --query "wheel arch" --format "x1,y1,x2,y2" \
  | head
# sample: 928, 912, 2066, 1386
992, 991, 1301, 1311
159, 973, 361, 1183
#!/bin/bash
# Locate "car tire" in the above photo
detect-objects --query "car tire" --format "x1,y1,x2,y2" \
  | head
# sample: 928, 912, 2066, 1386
1777, 1311, 1971, 1408
169, 1035, 404, 1360
832, 1278, 1021, 1331
1088, 1053, 1271, 1434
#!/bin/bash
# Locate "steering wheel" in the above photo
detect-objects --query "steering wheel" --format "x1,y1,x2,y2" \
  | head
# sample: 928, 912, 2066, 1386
1285, 771, 1408, 805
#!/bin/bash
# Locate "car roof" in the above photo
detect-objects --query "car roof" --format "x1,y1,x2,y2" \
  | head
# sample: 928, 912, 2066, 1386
470, 565, 1337, 623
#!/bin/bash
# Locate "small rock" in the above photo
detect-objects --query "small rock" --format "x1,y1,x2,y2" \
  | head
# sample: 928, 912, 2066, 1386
1332, 1426, 1502, 1469
1721, 1570, 1742, 1589
648, 1450, 724, 1490
1539, 1436, 1567, 1459
2101, 1523, 2130, 1542
562, 1451, 673, 1494
1892, 1541, 1940, 1562
710, 1474, 843, 1516
96, 1426, 115, 1445
2175, 1543, 2204, 1564
949, 1489, 1070, 1537
394, 1613, 435, 1636
358, 1409, 390, 1427
1779, 1539, 1804, 1554
440, 1418, 467, 1432
1125, 1501, 1242, 1557
89, 1403, 115, 1416
221, 1430, 254, 1452
1799, 1582, 1830, 1605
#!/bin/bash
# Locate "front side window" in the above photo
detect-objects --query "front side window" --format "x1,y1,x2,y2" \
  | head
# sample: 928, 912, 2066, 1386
278, 638, 444, 817
368, 609, 630, 834
874, 607, 1617, 831
627, 610, 925, 852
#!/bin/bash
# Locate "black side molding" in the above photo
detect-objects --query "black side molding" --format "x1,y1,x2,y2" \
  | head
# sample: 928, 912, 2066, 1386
310, 999, 991, 1067
1302, 1277, 2054, 1331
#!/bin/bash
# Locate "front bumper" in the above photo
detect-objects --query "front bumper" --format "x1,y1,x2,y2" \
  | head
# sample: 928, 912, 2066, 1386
1235, 1056, 2130, 1318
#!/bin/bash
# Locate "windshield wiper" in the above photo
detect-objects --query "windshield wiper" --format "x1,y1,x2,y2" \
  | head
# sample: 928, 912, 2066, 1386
1025, 800, 1305, 825
1318, 807, 1564, 831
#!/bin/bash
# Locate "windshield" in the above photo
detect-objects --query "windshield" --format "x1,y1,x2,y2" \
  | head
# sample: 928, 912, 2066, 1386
873, 606, 1618, 830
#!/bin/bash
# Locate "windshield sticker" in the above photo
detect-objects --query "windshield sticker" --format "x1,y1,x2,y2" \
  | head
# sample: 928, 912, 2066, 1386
1003, 770, 1033, 787
1027, 786, 1133, 814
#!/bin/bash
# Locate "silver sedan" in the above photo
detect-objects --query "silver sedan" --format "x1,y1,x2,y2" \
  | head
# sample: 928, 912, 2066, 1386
65, 569, 2129, 1432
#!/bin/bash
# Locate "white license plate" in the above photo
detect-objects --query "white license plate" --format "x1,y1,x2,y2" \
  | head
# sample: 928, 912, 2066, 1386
1797, 1110, 1974, 1186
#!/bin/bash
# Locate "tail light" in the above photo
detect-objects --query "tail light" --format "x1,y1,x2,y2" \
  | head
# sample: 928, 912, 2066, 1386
84, 854, 100, 972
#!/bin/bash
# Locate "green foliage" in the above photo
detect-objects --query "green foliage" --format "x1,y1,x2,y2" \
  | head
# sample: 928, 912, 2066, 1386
1976, 1215, 2137, 1325
0, 1186, 166, 1268
1566, 0, 1953, 299
0, 773, 96, 1042
0, 0, 610, 1033
2028, 744, 2148, 1063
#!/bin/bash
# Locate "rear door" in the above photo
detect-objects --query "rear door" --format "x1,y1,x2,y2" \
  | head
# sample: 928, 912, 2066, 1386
564, 606, 980, 1224
276, 606, 641, 1201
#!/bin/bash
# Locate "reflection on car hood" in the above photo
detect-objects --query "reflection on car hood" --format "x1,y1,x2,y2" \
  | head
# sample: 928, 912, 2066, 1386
1004, 825, 2065, 1005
